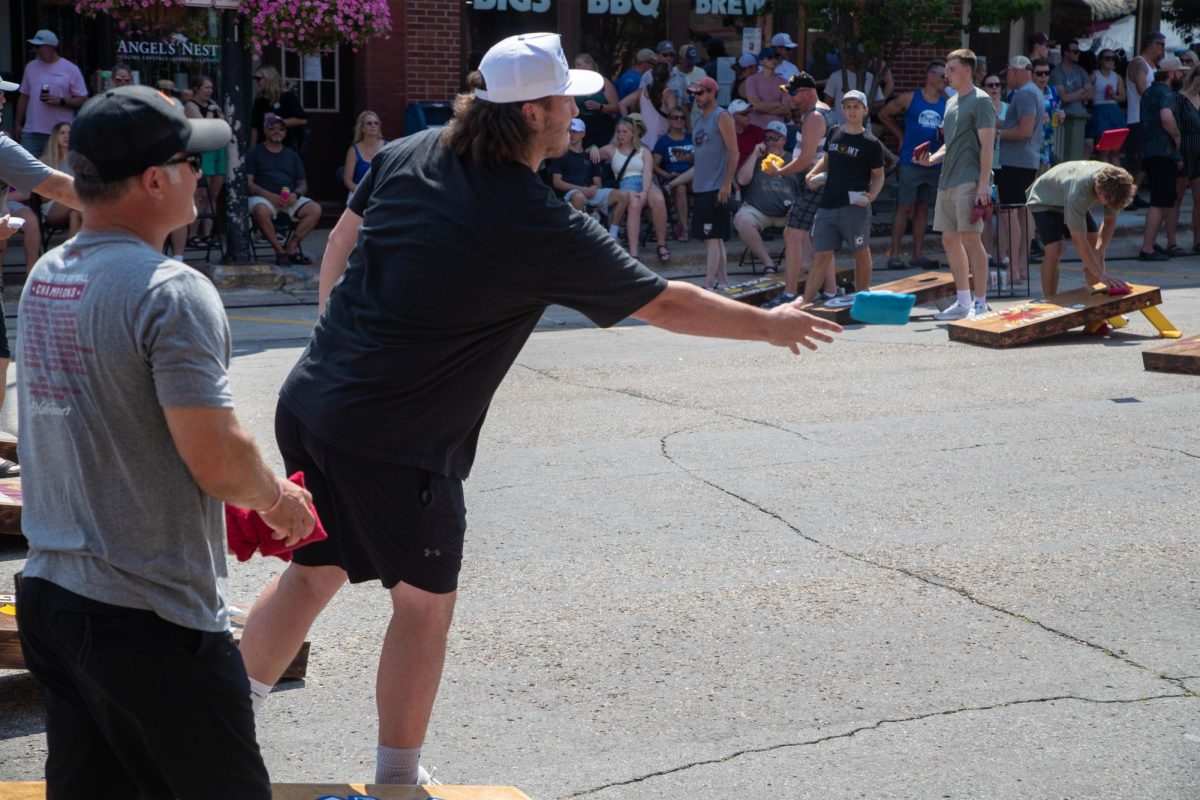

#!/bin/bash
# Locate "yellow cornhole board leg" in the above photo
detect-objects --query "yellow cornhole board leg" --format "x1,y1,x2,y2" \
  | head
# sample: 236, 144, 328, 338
1107, 315, 1129, 329
0, 783, 533, 800
1140, 305, 1182, 339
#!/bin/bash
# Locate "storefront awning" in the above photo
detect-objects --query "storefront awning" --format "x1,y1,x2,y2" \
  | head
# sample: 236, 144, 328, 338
1081, 0, 1137, 22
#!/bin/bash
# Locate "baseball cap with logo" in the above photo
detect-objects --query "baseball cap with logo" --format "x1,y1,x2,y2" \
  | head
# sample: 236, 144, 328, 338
569, 118, 586, 133
765, 120, 788, 136
0, 74, 18, 93
842, 89, 868, 106
727, 98, 751, 114
635, 48, 657, 64
656, 40, 676, 55
771, 33, 798, 49
475, 33, 603, 104
28, 29, 59, 47
71, 85, 232, 182
682, 45, 700, 63
687, 76, 719, 94
1007, 55, 1033, 70
737, 52, 758, 69
781, 71, 818, 95
264, 113, 286, 128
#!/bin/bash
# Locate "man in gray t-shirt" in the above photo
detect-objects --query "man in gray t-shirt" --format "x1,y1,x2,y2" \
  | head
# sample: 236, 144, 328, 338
16, 85, 314, 798
919, 49, 995, 320
1050, 42, 1093, 162
996, 56, 1044, 290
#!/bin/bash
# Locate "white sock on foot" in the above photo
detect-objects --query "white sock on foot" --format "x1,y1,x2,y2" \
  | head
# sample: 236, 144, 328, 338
608, 224, 620, 238
956, 290, 971, 307
376, 744, 422, 784
248, 677, 273, 715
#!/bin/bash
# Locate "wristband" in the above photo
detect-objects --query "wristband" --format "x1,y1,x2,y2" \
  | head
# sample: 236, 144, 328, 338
260, 481, 284, 516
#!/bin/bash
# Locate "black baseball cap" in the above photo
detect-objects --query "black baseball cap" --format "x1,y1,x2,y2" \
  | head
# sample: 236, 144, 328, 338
781, 71, 818, 95
71, 85, 231, 182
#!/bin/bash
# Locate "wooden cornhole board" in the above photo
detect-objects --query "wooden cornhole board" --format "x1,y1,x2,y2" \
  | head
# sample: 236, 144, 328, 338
1143, 335, 1200, 375
0, 478, 20, 536
0, 595, 309, 681
717, 267, 855, 306
807, 270, 958, 324
0, 784, 532, 799
947, 284, 1174, 348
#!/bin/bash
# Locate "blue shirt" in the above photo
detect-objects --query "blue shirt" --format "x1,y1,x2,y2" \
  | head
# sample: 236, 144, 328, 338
1141, 82, 1182, 160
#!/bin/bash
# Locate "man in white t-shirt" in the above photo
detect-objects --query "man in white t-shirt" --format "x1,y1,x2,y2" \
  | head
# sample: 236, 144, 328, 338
771, 33, 800, 82
822, 51, 887, 126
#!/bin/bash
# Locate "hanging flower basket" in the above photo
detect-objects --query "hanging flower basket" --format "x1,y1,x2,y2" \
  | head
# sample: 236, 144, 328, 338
74, 0, 211, 41
240, 0, 392, 53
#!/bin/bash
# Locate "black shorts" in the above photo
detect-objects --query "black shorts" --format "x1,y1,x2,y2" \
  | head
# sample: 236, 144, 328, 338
276, 400, 467, 593
1123, 122, 1144, 172
1143, 156, 1179, 208
1032, 209, 1098, 246
691, 190, 732, 240
0, 298, 9, 360
997, 166, 1038, 205
17, 578, 270, 799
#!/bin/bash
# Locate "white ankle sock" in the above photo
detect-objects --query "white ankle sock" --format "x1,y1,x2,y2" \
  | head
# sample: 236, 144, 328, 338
171, 254, 185, 262
957, 290, 971, 307
608, 224, 619, 238
376, 744, 422, 784
974, 294, 987, 304
248, 677, 273, 715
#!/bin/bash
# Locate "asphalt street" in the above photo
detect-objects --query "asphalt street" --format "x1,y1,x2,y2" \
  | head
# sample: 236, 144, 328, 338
0, 248, 1198, 799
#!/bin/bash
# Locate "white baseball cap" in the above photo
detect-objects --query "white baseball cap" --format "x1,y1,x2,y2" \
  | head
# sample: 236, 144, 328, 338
842, 89, 868, 106
727, 98, 751, 114
28, 29, 59, 47
765, 120, 788, 136
569, 118, 586, 132
0, 74, 18, 93
476, 33, 603, 104
771, 33, 798, 49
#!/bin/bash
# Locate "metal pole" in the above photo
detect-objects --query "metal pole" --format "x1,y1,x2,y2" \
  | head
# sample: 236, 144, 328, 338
220, 8, 254, 264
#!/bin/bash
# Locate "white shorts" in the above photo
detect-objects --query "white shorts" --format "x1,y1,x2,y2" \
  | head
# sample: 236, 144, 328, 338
248, 194, 311, 220
564, 187, 614, 208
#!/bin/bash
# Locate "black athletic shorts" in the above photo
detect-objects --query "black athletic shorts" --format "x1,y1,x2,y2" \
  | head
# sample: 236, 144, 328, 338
17, 578, 270, 799
276, 400, 467, 593
1143, 156, 1179, 208
1032, 209, 1098, 246
997, 166, 1038, 205
691, 190, 732, 240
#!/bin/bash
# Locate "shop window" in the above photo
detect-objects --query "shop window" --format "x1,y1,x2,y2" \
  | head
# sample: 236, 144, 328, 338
281, 47, 339, 112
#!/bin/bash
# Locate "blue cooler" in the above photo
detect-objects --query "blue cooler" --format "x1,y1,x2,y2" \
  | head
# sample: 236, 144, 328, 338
850, 291, 916, 325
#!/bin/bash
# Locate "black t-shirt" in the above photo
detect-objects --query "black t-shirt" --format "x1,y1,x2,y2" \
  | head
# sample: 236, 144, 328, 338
549, 149, 600, 196
244, 144, 305, 194
819, 125, 885, 209
280, 129, 668, 479
252, 92, 307, 151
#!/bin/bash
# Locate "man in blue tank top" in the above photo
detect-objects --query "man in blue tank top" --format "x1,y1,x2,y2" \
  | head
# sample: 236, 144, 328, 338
879, 60, 947, 269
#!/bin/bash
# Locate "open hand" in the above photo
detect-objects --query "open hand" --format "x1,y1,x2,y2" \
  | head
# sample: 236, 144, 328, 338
765, 302, 843, 353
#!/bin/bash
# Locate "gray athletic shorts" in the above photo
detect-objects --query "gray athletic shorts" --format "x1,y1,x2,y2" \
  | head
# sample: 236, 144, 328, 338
812, 204, 871, 253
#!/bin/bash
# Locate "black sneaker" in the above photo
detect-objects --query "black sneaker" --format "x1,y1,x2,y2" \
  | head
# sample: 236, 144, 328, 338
1138, 250, 1170, 262
275, 253, 292, 266
762, 292, 797, 309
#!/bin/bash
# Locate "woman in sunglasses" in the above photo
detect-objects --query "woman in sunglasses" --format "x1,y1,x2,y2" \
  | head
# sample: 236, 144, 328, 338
1032, 58, 1065, 171
1086, 50, 1126, 164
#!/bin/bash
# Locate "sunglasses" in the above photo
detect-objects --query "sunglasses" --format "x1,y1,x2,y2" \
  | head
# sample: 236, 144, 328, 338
1033, 71, 1050, 76
763, 133, 784, 141
1066, 49, 1080, 54
984, 81, 1002, 88
161, 154, 202, 173
669, 114, 687, 120
691, 88, 712, 96
1101, 55, 1115, 61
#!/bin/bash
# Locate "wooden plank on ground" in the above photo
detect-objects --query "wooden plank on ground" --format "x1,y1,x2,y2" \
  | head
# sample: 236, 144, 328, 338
872, 271, 957, 306
947, 284, 1163, 348
0, 784, 533, 799
1143, 335, 1200, 375
0, 597, 309, 680
0, 477, 21, 536
0, 432, 16, 464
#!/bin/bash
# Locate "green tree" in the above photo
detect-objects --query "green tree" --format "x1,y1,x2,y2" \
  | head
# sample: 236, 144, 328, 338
798, 0, 1042, 102
1162, 0, 1200, 41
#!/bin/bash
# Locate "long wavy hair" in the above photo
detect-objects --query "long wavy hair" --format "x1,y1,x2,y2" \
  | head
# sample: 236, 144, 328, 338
443, 86, 549, 168
41, 121, 70, 169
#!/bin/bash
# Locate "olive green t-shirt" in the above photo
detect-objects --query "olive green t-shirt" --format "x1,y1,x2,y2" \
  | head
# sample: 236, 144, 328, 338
939, 87, 996, 190
1026, 161, 1119, 232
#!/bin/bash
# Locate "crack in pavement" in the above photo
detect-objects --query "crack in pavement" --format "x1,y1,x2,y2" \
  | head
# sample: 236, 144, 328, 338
656, 429, 1196, 696
1145, 445, 1200, 460
558, 693, 1192, 798
514, 363, 827, 445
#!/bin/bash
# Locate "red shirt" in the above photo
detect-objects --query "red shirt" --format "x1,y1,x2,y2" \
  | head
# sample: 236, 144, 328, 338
736, 124, 765, 166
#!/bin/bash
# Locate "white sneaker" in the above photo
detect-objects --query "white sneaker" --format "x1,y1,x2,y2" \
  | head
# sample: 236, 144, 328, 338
417, 765, 442, 785
971, 299, 990, 316
933, 300, 972, 321
823, 292, 857, 309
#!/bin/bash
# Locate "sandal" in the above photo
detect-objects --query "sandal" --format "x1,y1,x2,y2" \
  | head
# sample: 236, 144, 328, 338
1166, 244, 1186, 258
657, 244, 671, 263
763, 265, 778, 275
0, 459, 19, 479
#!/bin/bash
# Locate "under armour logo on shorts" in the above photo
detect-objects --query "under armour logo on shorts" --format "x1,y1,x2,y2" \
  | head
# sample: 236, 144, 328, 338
425, 548, 441, 558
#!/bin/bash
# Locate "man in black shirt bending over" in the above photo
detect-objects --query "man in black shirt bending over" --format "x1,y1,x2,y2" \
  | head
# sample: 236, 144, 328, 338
237, 32, 841, 786
551, 117, 629, 238
804, 90, 886, 308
